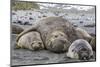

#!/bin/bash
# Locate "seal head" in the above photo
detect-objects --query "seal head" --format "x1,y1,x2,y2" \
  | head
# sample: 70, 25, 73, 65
46, 31, 71, 53
31, 41, 44, 51
67, 39, 93, 60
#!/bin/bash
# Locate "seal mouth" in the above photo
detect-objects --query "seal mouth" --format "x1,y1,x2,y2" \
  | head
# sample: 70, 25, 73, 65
31, 44, 40, 50
31, 41, 43, 51
78, 50, 90, 60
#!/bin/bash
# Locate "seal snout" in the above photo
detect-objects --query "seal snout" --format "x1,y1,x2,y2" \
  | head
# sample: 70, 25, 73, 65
80, 52, 89, 60
32, 44, 40, 50
31, 41, 43, 50
59, 39, 67, 44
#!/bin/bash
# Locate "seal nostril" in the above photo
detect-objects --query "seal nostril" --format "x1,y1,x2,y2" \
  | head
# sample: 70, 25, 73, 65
34, 46, 40, 50
38, 42, 42, 45
60, 39, 66, 43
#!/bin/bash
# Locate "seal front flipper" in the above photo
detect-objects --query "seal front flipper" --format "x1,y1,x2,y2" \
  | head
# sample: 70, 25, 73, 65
16, 25, 38, 42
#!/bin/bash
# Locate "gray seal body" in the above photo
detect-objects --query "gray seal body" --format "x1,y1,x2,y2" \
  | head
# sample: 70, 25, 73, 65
67, 39, 93, 60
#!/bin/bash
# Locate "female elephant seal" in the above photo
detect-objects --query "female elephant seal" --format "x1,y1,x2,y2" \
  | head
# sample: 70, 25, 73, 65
16, 17, 92, 53
67, 39, 93, 60
17, 31, 44, 50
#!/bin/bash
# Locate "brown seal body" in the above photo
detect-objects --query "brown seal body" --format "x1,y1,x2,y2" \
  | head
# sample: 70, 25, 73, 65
17, 31, 44, 50
17, 17, 92, 53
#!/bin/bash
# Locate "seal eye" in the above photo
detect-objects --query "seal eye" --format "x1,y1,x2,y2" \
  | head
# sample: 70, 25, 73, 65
60, 34, 63, 36
55, 35, 58, 38
38, 42, 42, 45
72, 49, 74, 52
31, 42, 34, 44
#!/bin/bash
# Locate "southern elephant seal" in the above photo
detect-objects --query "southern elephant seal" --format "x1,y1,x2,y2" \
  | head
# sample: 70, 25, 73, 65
17, 31, 44, 51
16, 17, 92, 53
67, 39, 93, 60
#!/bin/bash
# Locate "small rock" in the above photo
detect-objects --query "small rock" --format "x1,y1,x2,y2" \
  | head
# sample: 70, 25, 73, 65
12, 12, 16, 15
84, 23, 95, 27
13, 22, 17, 23
80, 21, 83, 23
43, 15, 47, 17
81, 14, 85, 16
24, 22, 29, 25
29, 17, 33, 20
17, 21, 23, 25
73, 24, 78, 27
38, 16, 41, 18
29, 12, 32, 15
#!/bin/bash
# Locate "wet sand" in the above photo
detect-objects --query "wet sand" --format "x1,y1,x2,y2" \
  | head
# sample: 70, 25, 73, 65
11, 34, 95, 66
